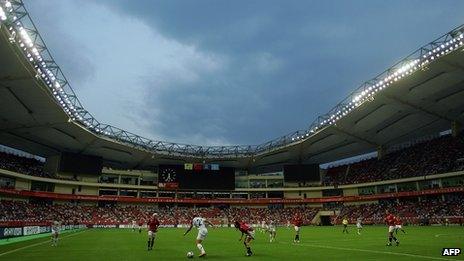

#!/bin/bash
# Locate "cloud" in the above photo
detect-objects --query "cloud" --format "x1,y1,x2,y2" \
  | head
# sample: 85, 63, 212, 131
26, 0, 228, 143
25, 0, 464, 146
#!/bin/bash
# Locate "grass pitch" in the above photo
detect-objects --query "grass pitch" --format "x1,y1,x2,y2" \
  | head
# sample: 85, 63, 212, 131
0, 226, 463, 260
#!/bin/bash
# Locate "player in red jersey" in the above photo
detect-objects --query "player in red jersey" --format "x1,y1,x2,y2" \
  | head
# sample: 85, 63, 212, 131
234, 221, 255, 256
292, 215, 303, 243
147, 213, 160, 251
138, 219, 144, 233
385, 210, 399, 246
394, 216, 406, 234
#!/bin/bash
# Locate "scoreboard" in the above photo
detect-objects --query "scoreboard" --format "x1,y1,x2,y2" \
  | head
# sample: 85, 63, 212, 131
158, 164, 235, 190
283, 164, 320, 182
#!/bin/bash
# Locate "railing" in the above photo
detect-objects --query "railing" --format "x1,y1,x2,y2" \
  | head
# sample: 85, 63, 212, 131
0, 186, 462, 204
0, 0, 463, 157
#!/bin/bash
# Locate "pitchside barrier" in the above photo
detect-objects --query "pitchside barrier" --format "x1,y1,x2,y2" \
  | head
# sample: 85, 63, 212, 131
0, 224, 86, 239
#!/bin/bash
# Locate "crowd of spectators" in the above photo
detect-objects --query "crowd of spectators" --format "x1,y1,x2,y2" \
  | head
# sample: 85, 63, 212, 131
332, 193, 464, 225
0, 200, 318, 226
2, 194, 463, 227
2, 134, 464, 187
325, 134, 464, 185
0, 152, 53, 179
0, 152, 77, 181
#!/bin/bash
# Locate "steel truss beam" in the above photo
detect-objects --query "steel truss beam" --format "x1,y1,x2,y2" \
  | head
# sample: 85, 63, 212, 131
0, 0, 463, 158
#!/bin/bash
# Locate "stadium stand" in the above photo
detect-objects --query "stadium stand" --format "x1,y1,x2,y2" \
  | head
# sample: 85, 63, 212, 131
2, 133, 464, 186
333, 193, 464, 225
0, 201, 318, 226
0, 152, 78, 181
325, 134, 464, 185
0, 152, 52, 179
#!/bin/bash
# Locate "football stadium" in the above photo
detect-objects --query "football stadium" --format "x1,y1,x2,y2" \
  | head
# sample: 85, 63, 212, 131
0, 0, 464, 260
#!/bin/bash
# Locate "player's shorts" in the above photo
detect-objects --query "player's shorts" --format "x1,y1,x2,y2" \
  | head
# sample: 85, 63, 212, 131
356, 224, 362, 229
247, 230, 255, 239
294, 226, 300, 233
395, 225, 402, 229
51, 229, 58, 236
196, 228, 208, 241
148, 230, 156, 238
268, 227, 276, 233
388, 226, 395, 233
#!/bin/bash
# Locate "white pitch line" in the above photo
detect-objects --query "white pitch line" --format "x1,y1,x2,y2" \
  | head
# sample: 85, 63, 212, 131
434, 233, 464, 238
279, 242, 454, 261
0, 230, 87, 257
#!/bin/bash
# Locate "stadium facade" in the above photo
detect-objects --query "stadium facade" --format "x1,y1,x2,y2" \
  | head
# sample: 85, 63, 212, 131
0, 0, 463, 229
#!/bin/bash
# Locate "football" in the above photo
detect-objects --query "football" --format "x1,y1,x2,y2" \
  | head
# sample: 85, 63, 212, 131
187, 251, 194, 258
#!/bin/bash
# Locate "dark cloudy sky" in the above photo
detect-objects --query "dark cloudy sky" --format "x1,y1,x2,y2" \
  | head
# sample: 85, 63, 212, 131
25, 0, 464, 146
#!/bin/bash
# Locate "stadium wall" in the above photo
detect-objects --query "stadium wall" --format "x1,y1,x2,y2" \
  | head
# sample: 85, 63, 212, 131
53, 184, 98, 196
14, 179, 30, 190
1, 168, 463, 205
0, 186, 462, 205
342, 188, 358, 196
343, 200, 379, 206
284, 191, 322, 199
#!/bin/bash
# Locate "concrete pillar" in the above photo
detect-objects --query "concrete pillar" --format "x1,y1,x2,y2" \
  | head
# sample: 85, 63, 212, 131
451, 121, 462, 137
377, 145, 386, 160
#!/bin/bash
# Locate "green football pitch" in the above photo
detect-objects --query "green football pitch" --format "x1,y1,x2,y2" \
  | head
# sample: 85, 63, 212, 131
0, 226, 463, 260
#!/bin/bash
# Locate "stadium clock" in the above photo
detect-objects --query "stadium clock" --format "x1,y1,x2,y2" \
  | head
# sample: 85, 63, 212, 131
161, 168, 176, 182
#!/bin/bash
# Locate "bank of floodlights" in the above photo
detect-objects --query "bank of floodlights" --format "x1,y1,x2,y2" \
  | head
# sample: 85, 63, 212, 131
291, 32, 464, 142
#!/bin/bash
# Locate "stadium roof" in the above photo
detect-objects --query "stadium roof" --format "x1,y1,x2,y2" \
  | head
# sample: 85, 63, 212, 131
0, 0, 464, 168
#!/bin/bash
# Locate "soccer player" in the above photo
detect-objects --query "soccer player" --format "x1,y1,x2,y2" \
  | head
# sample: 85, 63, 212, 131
147, 213, 160, 251
356, 217, 363, 235
260, 220, 266, 233
292, 214, 302, 243
184, 216, 214, 257
394, 216, 406, 234
342, 217, 349, 234
266, 220, 277, 243
385, 210, 399, 246
51, 220, 60, 246
138, 219, 144, 233
132, 220, 137, 232
234, 220, 255, 256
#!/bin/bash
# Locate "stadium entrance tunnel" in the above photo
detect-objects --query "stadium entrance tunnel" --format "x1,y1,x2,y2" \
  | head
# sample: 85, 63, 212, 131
320, 216, 333, 226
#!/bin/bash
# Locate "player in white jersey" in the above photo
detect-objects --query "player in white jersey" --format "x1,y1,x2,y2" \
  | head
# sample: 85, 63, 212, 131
260, 220, 266, 233
184, 217, 214, 258
132, 220, 137, 232
356, 217, 363, 235
266, 220, 277, 242
51, 220, 60, 246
